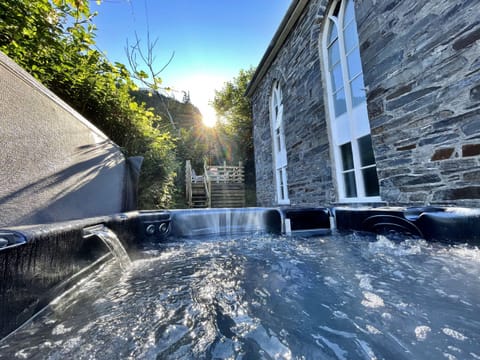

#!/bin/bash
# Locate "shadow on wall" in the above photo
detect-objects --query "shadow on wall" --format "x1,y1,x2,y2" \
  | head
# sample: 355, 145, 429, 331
0, 52, 139, 227
0, 142, 125, 225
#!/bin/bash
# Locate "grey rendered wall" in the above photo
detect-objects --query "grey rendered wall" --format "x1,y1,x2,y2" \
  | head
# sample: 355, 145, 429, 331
252, 0, 480, 207
0, 52, 128, 227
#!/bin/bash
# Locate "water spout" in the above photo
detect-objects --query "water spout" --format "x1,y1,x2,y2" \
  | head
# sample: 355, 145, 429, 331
83, 224, 131, 270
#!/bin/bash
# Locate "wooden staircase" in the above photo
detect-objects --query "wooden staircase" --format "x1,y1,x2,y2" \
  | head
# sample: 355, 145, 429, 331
186, 160, 245, 208
191, 183, 208, 208
211, 183, 245, 208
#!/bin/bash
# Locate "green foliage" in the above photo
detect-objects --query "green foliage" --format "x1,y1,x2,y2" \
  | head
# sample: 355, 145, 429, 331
213, 68, 256, 205
0, 0, 178, 209
213, 68, 255, 159
131, 89, 202, 131
131, 89, 212, 207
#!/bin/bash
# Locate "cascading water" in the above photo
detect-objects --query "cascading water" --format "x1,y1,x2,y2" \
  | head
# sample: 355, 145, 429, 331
82, 225, 131, 270
169, 208, 282, 237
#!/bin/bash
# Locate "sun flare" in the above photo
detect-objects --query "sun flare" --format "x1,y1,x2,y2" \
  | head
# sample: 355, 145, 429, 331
201, 105, 217, 127
173, 74, 226, 128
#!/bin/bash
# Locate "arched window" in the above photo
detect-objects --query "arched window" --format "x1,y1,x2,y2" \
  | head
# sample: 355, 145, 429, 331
270, 81, 289, 204
322, 0, 380, 201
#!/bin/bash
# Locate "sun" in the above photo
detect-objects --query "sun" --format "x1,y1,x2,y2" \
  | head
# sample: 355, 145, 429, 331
172, 73, 226, 128
201, 105, 217, 127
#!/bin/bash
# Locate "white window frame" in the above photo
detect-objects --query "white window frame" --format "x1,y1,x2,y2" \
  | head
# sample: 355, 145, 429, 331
321, 0, 381, 203
270, 81, 290, 205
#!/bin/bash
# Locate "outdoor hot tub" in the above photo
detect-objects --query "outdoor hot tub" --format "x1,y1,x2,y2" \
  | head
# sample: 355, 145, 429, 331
0, 206, 479, 359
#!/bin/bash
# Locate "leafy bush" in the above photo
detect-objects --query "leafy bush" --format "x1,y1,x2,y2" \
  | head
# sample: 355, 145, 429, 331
213, 68, 256, 205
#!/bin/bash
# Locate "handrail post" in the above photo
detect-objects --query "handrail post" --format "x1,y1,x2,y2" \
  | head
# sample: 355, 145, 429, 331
223, 161, 227, 183
239, 161, 244, 183
203, 159, 211, 208
186, 160, 192, 207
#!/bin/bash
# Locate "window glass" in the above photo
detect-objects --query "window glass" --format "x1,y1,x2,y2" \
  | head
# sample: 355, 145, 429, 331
328, 22, 338, 44
279, 168, 285, 199
362, 167, 380, 196
350, 75, 366, 107
344, 0, 355, 25
275, 129, 281, 152
347, 50, 362, 80
328, 40, 340, 67
344, 21, 358, 54
358, 135, 375, 166
324, 0, 379, 200
273, 86, 282, 108
343, 171, 357, 197
330, 64, 343, 92
340, 142, 354, 170
333, 89, 347, 116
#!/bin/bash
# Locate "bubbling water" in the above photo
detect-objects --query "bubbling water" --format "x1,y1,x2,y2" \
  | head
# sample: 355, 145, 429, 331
1, 233, 479, 359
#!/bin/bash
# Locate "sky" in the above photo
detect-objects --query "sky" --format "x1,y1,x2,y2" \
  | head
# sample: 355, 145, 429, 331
91, 0, 292, 126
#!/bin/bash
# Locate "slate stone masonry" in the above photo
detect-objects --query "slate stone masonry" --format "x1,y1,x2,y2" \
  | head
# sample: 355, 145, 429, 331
251, 0, 480, 207
357, 0, 480, 206
252, 0, 336, 207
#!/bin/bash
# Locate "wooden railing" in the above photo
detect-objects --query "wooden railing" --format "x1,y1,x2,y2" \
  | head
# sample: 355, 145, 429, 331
203, 161, 212, 208
185, 160, 193, 207
185, 160, 245, 208
205, 161, 244, 184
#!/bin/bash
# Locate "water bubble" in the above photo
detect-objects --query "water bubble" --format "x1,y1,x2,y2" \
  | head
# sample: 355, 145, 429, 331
366, 325, 382, 335
361, 292, 384, 308
442, 328, 468, 341
52, 324, 72, 335
414, 326, 431, 341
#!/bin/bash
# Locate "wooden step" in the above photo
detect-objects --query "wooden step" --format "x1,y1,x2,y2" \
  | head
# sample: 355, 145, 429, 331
210, 183, 245, 208
187, 177, 245, 208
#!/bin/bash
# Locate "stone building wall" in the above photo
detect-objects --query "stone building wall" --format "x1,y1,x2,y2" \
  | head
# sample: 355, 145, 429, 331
357, 0, 480, 206
251, 0, 480, 207
252, 0, 336, 207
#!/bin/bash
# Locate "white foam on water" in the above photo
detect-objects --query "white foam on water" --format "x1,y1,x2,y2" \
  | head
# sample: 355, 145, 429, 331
441, 245, 480, 262
447, 345, 462, 353
14, 348, 32, 359
371, 235, 396, 251
333, 310, 349, 319
414, 326, 431, 341
442, 328, 468, 341
361, 292, 385, 308
51, 324, 72, 335
369, 235, 424, 256
366, 325, 382, 335
356, 273, 374, 290
443, 353, 457, 360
